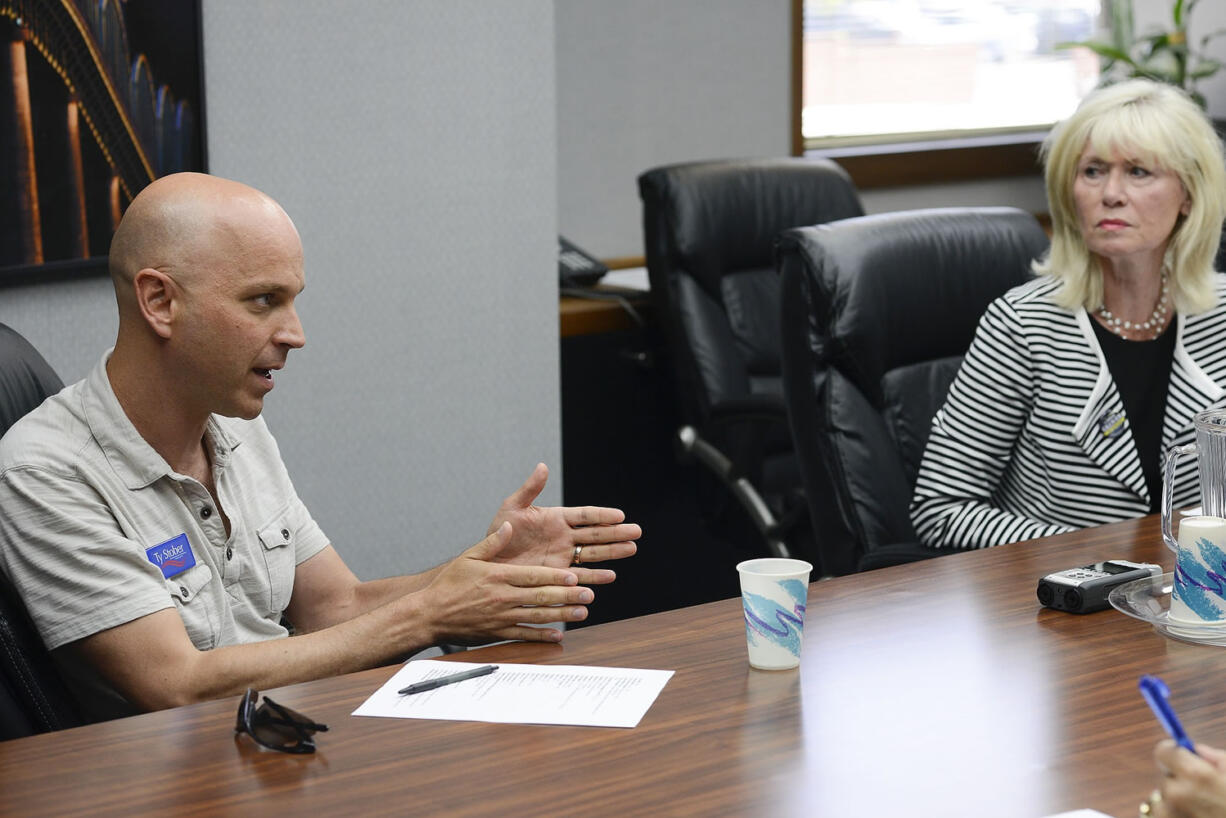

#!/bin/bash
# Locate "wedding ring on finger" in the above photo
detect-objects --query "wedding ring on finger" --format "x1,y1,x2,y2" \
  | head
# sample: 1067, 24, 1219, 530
572, 545, 583, 566
1139, 788, 1162, 817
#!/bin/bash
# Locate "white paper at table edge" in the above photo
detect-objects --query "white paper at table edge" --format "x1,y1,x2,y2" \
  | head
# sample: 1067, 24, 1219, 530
351, 660, 674, 727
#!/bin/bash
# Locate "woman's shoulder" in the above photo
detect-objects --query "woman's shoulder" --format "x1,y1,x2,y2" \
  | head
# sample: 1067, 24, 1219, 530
1000, 274, 1062, 304
1190, 273, 1226, 315
984, 275, 1069, 322
1212, 272, 1226, 296
1185, 273, 1226, 327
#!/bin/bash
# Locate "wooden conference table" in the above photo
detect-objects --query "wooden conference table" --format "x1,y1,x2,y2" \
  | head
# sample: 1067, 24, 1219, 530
3, 514, 1223, 817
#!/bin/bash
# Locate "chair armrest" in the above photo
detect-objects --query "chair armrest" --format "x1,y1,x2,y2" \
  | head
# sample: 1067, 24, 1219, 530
705, 396, 789, 428
703, 396, 793, 477
676, 426, 791, 559
857, 542, 961, 572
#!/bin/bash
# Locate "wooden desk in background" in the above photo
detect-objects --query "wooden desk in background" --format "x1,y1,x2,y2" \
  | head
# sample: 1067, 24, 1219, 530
1, 515, 1212, 817
559, 285, 650, 337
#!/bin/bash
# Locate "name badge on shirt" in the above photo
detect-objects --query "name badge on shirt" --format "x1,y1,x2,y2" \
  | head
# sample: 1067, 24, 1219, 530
146, 533, 197, 579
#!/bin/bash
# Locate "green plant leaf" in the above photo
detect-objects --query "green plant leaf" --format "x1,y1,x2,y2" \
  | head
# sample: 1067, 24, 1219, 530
1077, 42, 1136, 65
1189, 59, 1221, 79
1083, 0, 1219, 96
1140, 32, 1185, 52
1110, 0, 1134, 50
1137, 68, 1180, 84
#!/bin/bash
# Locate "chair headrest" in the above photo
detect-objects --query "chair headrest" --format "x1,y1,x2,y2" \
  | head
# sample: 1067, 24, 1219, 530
639, 158, 864, 294
0, 324, 63, 438
776, 207, 1049, 405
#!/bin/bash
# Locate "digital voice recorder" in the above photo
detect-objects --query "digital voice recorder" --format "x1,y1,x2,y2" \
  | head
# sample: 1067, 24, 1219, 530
1036, 560, 1161, 613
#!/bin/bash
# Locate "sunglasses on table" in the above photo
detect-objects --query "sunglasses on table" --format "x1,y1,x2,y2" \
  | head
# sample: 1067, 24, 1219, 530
235, 688, 329, 754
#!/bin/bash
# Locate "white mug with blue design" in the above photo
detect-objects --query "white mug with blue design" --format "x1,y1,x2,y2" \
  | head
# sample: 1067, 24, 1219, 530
736, 558, 813, 670
1170, 515, 1226, 631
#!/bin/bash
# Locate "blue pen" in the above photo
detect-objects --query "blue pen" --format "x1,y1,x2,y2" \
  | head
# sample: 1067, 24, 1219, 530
1139, 675, 1197, 754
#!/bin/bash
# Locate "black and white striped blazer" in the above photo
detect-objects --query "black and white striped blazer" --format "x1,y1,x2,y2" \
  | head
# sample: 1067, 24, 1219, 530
911, 274, 1226, 549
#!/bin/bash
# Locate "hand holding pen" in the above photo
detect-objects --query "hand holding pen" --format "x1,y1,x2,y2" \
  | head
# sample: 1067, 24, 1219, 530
1138, 675, 1220, 818
1150, 739, 1226, 818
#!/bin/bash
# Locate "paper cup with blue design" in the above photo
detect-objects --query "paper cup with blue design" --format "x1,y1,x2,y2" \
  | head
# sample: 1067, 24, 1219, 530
736, 558, 812, 670
1170, 515, 1226, 634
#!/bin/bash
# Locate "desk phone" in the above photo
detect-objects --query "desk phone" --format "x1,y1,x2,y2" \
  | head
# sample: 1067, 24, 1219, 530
559, 236, 608, 287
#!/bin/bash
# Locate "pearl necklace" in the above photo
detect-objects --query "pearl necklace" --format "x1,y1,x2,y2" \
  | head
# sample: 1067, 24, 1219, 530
1096, 274, 1170, 341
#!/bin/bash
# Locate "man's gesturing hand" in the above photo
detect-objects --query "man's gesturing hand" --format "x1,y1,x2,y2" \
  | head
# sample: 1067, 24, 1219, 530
422, 522, 593, 645
486, 463, 640, 585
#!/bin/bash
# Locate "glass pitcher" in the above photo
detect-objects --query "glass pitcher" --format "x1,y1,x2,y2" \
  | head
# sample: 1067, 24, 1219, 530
1162, 408, 1226, 551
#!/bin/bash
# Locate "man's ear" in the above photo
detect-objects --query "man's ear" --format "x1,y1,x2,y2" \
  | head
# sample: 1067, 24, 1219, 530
132, 268, 177, 339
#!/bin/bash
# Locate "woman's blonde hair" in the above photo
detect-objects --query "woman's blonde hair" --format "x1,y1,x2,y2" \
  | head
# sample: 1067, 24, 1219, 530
1036, 79, 1226, 313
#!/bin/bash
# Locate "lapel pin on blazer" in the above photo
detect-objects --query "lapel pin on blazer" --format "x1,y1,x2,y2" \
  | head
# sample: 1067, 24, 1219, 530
1098, 409, 1126, 439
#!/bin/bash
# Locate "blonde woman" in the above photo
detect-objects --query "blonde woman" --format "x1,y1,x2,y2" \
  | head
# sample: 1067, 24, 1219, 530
912, 79, 1226, 549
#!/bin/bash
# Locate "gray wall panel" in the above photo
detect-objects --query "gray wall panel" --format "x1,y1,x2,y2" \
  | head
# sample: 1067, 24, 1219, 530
556, 0, 792, 259
0, 277, 116, 383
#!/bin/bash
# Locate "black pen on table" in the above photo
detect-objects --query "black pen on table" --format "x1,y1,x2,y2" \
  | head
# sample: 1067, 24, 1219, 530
398, 664, 498, 696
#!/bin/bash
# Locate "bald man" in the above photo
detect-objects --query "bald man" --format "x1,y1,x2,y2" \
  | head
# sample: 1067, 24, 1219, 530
0, 173, 639, 720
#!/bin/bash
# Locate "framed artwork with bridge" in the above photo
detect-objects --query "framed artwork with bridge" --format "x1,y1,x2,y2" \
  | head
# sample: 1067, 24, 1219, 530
0, 0, 205, 285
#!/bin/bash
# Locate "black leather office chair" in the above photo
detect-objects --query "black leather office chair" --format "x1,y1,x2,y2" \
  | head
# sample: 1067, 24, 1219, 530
0, 323, 83, 740
638, 158, 864, 564
777, 208, 1049, 575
